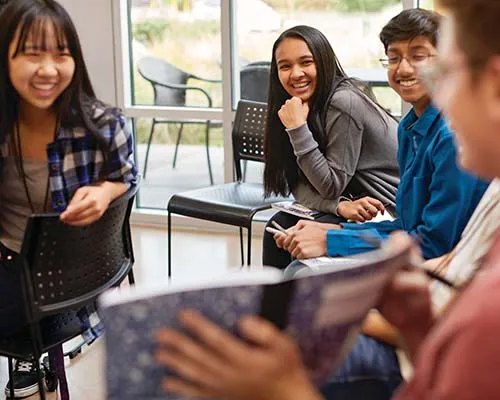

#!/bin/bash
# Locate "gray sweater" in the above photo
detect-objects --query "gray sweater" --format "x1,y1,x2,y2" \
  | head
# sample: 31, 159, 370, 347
287, 86, 399, 214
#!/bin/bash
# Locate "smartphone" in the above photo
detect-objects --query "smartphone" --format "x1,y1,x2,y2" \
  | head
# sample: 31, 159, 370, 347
265, 227, 286, 236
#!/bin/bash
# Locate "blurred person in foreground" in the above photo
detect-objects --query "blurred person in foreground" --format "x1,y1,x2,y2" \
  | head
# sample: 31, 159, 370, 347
154, 2, 500, 399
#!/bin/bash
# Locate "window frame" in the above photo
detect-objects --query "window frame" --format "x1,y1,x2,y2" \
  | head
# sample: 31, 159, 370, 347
112, 0, 421, 225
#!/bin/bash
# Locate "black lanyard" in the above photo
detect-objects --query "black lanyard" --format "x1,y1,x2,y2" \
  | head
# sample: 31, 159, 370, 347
14, 119, 57, 213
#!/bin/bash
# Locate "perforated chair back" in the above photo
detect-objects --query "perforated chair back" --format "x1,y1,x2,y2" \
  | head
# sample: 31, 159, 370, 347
240, 63, 270, 103
137, 56, 190, 106
167, 100, 292, 273
232, 100, 267, 181
20, 185, 138, 319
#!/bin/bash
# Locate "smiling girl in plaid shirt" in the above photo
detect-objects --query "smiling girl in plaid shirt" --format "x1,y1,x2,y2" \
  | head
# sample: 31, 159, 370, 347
0, 0, 137, 397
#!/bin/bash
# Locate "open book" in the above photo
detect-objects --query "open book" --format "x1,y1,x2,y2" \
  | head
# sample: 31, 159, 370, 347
271, 200, 321, 220
100, 240, 411, 400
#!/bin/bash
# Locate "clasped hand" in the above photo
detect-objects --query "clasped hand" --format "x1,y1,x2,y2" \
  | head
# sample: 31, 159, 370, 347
278, 97, 309, 130
60, 185, 112, 226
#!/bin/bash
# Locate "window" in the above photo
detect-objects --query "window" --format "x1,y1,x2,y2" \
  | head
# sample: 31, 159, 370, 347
232, 0, 402, 115
113, 0, 420, 214
418, 0, 434, 9
127, 0, 224, 209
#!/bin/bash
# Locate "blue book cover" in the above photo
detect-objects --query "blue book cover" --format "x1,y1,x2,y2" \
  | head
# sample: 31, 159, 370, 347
100, 242, 410, 400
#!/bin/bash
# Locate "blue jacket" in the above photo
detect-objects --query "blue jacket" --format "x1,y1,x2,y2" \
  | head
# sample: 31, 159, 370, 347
326, 104, 488, 259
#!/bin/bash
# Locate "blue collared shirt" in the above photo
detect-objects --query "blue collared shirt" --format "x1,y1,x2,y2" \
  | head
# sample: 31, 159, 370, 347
326, 104, 488, 259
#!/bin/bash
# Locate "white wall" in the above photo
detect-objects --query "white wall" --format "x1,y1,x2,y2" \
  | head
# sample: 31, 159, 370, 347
58, 0, 118, 105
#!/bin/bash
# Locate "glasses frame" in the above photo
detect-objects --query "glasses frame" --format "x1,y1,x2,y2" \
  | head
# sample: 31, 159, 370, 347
379, 54, 437, 70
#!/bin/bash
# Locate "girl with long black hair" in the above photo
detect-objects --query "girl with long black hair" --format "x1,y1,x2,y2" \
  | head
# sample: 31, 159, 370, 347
0, 0, 137, 396
263, 25, 399, 268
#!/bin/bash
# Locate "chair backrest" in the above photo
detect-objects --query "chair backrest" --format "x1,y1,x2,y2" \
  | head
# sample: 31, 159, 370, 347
232, 100, 267, 181
20, 185, 138, 319
240, 62, 270, 103
137, 56, 191, 106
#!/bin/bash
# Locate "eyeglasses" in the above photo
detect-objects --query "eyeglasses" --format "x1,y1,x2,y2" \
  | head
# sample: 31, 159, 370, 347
379, 54, 436, 70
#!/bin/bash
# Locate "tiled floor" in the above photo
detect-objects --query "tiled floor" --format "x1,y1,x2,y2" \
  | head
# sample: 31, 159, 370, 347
0, 225, 264, 399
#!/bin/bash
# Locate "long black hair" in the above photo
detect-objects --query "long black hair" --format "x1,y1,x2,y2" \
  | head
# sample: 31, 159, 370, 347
263, 25, 386, 197
0, 0, 110, 150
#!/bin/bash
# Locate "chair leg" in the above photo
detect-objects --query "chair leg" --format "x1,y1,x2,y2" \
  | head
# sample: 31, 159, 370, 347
239, 227, 244, 266
247, 225, 252, 266
143, 119, 157, 179
242, 160, 248, 182
172, 123, 184, 169
205, 122, 214, 185
49, 345, 69, 400
127, 267, 135, 285
8, 357, 14, 400
35, 357, 46, 400
168, 211, 172, 279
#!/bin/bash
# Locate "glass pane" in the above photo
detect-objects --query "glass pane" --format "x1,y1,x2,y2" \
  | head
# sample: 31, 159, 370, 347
233, 0, 403, 116
418, 0, 434, 9
133, 117, 224, 209
133, 115, 267, 209
129, 0, 222, 108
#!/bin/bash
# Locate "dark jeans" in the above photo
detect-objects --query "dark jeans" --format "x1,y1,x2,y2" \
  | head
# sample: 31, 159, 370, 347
0, 242, 27, 337
320, 334, 403, 400
262, 211, 345, 269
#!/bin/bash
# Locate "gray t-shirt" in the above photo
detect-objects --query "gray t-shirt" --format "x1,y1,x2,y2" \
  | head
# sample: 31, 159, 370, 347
287, 85, 399, 214
0, 157, 50, 253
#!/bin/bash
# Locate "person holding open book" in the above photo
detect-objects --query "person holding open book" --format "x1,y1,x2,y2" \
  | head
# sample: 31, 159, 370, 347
153, 7, 496, 400
0, 0, 138, 397
262, 25, 400, 270
155, 3, 500, 397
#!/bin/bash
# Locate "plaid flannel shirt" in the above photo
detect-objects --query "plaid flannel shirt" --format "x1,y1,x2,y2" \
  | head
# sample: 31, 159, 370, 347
46, 107, 138, 212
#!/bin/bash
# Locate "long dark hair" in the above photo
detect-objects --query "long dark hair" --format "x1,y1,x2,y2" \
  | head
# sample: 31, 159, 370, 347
0, 0, 109, 150
263, 25, 384, 197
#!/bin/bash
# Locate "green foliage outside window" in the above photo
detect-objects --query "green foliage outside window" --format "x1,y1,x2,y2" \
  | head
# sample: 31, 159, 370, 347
265, 0, 399, 12
133, 20, 169, 45
337, 0, 400, 12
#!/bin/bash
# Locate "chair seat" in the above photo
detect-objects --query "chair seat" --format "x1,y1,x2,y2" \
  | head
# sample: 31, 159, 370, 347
168, 182, 289, 227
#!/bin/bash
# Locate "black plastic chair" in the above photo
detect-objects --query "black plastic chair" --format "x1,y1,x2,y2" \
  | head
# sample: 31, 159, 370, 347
167, 100, 291, 277
240, 62, 270, 103
137, 56, 222, 185
0, 185, 138, 400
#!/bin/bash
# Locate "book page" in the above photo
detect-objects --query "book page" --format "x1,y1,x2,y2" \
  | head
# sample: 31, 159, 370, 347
102, 239, 411, 399
283, 241, 410, 384
103, 282, 268, 400
271, 200, 320, 220
100, 267, 282, 308
299, 256, 368, 269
